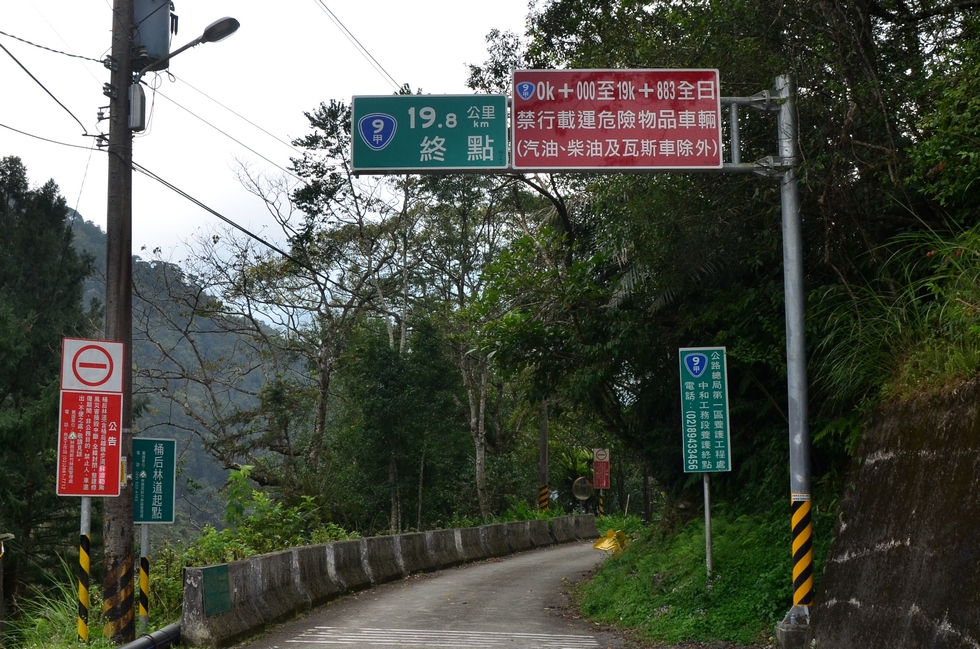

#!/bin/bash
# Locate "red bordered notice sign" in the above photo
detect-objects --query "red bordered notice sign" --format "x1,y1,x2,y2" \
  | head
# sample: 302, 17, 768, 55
56, 391, 123, 496
56, 338, 124, 497
512, 69, 723, 170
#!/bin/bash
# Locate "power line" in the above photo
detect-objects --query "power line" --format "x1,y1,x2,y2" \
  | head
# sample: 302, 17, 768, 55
0, 41, 91, 135
129, 159, 309, 270
2, 119, 303, 271
0, 122, 99, 150
169, 74, 302, 156
312, 0, 403, 92
151, 88, 305, 183
0, 28, 103, 63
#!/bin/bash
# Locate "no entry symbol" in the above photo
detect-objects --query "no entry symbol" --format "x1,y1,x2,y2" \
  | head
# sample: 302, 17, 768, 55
61, 338, 124, 393
72, 345, 113, 387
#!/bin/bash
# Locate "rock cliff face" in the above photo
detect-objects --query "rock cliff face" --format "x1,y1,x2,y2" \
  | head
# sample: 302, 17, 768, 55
809, 379, 980, 648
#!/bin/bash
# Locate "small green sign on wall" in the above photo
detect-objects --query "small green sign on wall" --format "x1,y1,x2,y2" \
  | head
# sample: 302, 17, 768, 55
678, 347, 732, 473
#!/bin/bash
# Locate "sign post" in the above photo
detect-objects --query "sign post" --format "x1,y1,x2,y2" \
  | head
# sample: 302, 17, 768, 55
352, 94, 508, 173
679, 346, 731, 576
593, 449, 610, 518
132, 438, 176, 633
57, 338, 124, 643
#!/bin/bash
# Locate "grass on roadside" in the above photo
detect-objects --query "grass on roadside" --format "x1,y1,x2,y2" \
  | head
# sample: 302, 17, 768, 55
1, 559, 114, 649
581, 505, 834, 646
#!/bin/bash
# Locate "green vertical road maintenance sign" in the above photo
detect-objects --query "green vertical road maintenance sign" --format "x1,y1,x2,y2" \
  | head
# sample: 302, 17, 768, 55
678, 347, 732, 473
132, 438, 176, 524
352, 94, 508, 173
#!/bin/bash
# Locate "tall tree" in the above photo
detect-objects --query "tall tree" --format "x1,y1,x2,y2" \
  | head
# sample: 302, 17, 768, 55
0, 156, 94, 615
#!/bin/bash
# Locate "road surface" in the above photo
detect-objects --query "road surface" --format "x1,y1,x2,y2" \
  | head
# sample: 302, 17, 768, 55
233, 541, 624, 649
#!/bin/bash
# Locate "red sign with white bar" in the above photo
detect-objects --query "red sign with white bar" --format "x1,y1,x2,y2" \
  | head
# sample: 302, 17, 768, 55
56, 390, 123, 496
512, 69, 723, 170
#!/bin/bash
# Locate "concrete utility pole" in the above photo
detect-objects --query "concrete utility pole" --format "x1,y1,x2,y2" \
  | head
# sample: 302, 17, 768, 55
102, 0, 136, 641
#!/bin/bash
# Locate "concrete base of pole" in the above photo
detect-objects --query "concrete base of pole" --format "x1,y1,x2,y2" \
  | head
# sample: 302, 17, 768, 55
776, 606, 809, 649
775, 620, 807, 649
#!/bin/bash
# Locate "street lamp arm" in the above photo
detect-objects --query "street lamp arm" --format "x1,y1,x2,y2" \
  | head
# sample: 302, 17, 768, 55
137, 17, 239, 75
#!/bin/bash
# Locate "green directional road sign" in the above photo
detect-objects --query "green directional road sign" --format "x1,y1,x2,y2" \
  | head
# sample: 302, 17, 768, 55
678, 347, 732, 473
352, 94, 508, 173
132, 438, 176, 524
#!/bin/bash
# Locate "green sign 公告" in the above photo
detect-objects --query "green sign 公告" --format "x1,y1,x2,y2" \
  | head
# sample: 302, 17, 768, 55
678, 347, 732, 473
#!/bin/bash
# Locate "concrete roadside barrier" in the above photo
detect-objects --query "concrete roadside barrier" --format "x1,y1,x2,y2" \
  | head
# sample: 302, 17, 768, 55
182, 516, 599, 647
249, 551, 310, 625
398, 532, 434, 575
457, 527, 487, 562
549, 515, 578, 543
293, 545, 344, 606
504, 521, 534, 552
427, 529, 465, 569
574, 514, 600, 539
528, 519, 555, 546
363, 535, 403, 585
481, 523, 510, 557
328, 539, 371, 592
181, 560, 263, 648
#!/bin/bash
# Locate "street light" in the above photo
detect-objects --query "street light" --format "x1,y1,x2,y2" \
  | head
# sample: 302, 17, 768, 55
100, 3, 239, 643
139, 17, 240, 73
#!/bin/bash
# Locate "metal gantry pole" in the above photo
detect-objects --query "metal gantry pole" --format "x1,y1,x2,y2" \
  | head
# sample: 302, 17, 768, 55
775, 75, 814, 620
722, 77, 813, 624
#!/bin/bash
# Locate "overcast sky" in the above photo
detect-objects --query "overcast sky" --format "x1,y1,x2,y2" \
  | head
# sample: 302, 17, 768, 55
1, 1, 532, 261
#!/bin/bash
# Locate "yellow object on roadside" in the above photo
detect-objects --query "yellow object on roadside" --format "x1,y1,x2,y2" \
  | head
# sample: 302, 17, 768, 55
593, 529, 628, 555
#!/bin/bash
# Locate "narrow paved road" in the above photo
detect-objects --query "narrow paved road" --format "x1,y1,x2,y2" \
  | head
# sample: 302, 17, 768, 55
234, 541, 625, 649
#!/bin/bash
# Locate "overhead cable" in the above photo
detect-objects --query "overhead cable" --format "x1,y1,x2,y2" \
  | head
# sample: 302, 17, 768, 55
312, 0, 402, 92
152, 88, 304, 183
0, 122, 97, 150
0, 28, 103, 63
0, 41, 91, 135
129, 159, 311, 272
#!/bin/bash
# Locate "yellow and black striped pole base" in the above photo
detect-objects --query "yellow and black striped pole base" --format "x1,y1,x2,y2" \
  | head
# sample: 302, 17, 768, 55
538, 484, 549, 511
78, 533, 90, 643
139, 555, 150, 625
791, 495, 815, 606
598, 490, 605, 519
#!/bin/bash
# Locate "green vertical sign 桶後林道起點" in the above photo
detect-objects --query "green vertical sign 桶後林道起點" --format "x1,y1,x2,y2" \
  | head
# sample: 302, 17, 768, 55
679, 347, 732, 473
352, 94, 508, 173
132, 438, 176, 524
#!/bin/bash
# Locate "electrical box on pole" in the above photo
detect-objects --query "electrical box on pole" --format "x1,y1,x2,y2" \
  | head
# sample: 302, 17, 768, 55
134, 0, 173, 71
